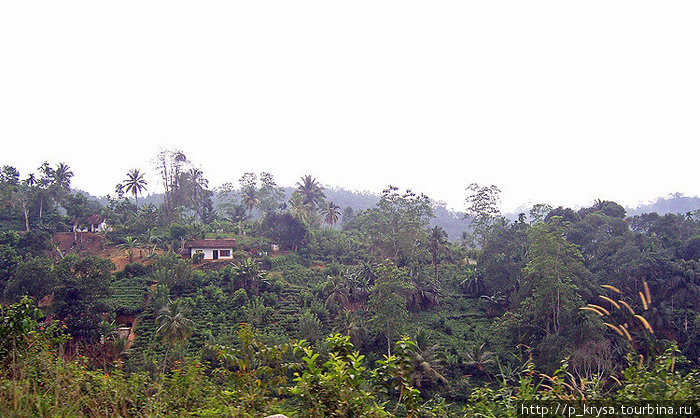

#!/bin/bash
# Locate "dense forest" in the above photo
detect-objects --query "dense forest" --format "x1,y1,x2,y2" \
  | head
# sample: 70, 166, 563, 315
1, 151, 700, 416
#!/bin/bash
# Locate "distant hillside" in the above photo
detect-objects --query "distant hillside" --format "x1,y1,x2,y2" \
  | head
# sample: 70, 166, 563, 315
626, 194, 700, 216
78, 187, 699, 242
76, 190, 164, 208
214, 186, 471, 241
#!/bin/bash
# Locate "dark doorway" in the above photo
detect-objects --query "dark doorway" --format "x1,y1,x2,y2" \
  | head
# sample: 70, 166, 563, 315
212, 250, 219, 260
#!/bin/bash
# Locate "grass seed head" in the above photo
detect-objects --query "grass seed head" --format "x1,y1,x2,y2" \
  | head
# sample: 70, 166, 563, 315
598, 295, 620, 310
638, 292, 648, 310
601, 284, 621, 294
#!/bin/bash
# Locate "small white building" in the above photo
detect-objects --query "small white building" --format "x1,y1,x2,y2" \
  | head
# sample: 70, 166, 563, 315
72, 215, 111, 233
184, 239, 236, 260
87, 214, 111, 232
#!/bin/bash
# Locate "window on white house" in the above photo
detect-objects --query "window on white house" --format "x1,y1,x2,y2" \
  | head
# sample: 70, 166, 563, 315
219, 249, 231, 257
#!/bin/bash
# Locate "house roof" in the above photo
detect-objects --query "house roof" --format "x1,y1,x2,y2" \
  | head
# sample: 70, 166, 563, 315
185, 239, 236, 248
87, 214, 105, 225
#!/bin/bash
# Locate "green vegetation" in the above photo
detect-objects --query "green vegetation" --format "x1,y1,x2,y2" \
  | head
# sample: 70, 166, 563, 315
1, 155, 700, 416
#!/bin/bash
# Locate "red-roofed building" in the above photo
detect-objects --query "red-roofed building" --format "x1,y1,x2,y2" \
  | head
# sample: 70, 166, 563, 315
184, 239, 236, 260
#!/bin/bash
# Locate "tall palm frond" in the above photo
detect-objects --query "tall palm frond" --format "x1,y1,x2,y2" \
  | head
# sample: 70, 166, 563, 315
124, 169, 148, 206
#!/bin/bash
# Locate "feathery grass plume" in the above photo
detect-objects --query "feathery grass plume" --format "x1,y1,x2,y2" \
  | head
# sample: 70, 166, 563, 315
603, 323, 624, 337
634, 315, 654, 334
598, 295, 620, 310
643, 281, 652, 305
579, 306, 604, 316
619, 324, 633, 341
587, 304, 610, 316
601, 284, 621, 294
561, 381, 576, 393
610, 375, 622, 386
638, 292, 648, 310
618, 300, 636, 316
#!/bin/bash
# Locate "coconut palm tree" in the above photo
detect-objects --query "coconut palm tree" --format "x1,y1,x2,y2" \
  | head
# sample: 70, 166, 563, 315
183, 168, 210, 222
480, 292, 507, 316
295, 175, 325, 208
325, 275, 350, 312
411, 328, 448, 388
346, 269, 370, 304
241, 187, 259, 215
108, 336, 130, 368
235, 258, 268, 296
334, 310, 366, 348
462, 342, 496, 376
428, 226, 449, 282
124, 169, 148, 207
288, 192, 311, 221
408, 278, 441, 311
52, 162, 73, 208
324, 202, 341, 228
53, 163, 74, 190
156, 298, 194, 372
36, 163, 54, 220
461, 275, 484, 296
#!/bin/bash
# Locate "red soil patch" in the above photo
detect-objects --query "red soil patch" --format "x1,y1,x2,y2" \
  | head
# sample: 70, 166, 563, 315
53, 232, 105, 255
52, 232, 164, 272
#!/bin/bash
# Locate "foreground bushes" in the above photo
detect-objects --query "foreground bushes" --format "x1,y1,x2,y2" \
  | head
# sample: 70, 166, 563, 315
2, 297, 700, 417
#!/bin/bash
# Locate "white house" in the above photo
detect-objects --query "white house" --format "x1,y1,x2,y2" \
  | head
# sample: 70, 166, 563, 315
72, 215, 111, 233
184, 239, 236, 260
87, 214, 111, 232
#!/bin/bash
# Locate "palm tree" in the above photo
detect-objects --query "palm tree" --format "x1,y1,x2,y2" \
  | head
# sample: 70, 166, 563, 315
143, 228, 162, 256
480, 292, 507, 316
119, 236, 138, 263
324, 202, 341, 227
408, 279, 441, 311
411, 329, 448, 388
288, 192, 311, 221
461, 275, 484, 296
184, 168, 209, 222
325, 275, 350, 312
52, 162, 73, 208
108, 336, 131, 368
36, 163, 54, 220
156, 298, 194, 372
462, 342, 496, 376
428, 226, 449, 282
124, 169, 148, 207
357, 261, 377, 285
334, 310, 366, 348
241, 187, 259, 215
593, 199, 604, 211
346, 269, 370, 304
53, 163, 74, 190
138, 203, 158, 225
235, 258, 268, 296
295, 175, 325, 208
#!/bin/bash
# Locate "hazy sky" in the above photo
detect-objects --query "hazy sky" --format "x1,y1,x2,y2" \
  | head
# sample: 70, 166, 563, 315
1, 1, 698, 212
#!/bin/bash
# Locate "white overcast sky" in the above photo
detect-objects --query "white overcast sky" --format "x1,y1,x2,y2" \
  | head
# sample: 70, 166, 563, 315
1, 1, 698, 212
